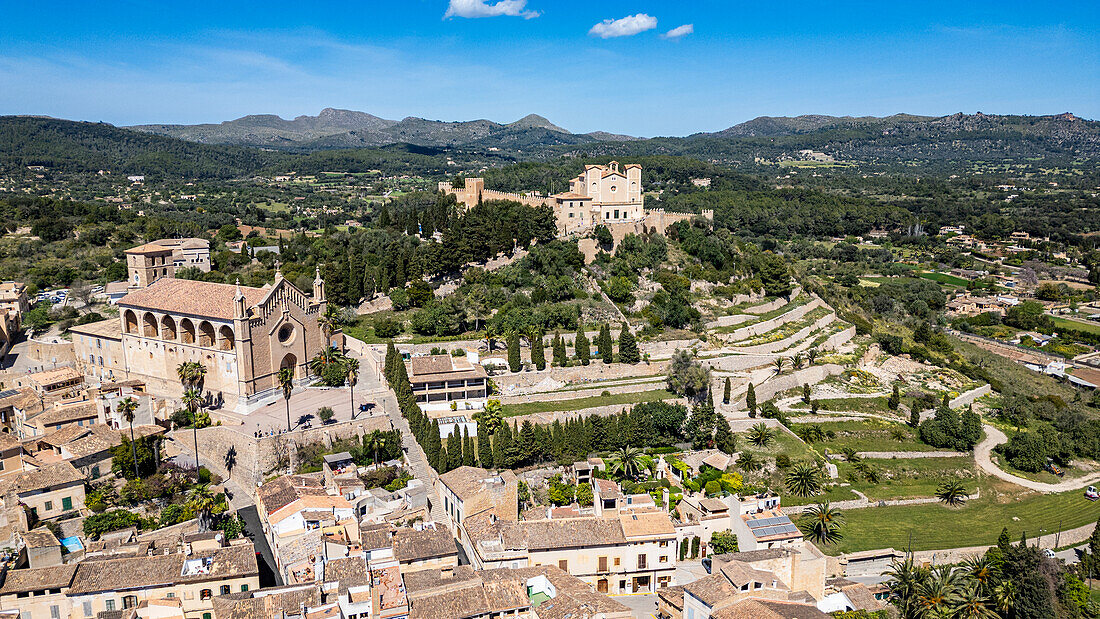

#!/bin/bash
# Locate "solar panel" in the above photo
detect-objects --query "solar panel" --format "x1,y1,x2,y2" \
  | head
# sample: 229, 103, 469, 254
0, 390, 17, 399
747, 516, 789, 528
752, 524, 800, 538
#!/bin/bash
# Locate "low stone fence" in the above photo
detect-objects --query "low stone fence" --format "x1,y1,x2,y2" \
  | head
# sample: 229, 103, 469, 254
729, 312, 836, 355
721, 298, 824, 342
732, 364, 846, 409
821, 326, 856, 352
949, 384, 992, 409
707, 314, 754, 329
744, 288, 802, 315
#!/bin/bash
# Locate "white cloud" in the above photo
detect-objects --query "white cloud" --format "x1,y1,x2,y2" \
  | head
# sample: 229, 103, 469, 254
662, 24, 694, 40
588, 13, 657, 39
444, 0, 539, 19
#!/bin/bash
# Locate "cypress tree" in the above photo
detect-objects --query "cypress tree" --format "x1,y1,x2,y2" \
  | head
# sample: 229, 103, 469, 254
715, 415, 735, 454
889, 384, 900, 410
446, 430, 461, 471
532, 331, 546, 371
599, 324, 613, 364
575, 327, 590, 365
909, 408, 921, 428
803, 383, 812, 404
618, 324, 639, 364
477, 423, 493, 468
553, 332, 567, 366
746, 382, 757, 417
723, 377, 732, 404
508, 331, 521, 373
427, 420, 442, 470
384, 341, 398, 382
463, 427, 475, 467
493, 421, 511, 469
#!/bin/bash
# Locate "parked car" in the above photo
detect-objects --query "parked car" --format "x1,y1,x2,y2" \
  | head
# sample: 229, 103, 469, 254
1085, 486, 1099, 501
1043, 548, 1056, 559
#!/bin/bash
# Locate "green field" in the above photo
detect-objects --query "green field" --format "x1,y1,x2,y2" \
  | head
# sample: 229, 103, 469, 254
826, 482, 1100, 554
789, 419, 938, 453
790, 397, 893, 416
918, 271, 970, 287
841, 457, 976, 501
1051, 315, 1100, 335
500, 389, 676, 417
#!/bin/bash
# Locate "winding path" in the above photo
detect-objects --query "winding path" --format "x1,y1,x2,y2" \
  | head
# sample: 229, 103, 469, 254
975, 424, 1100, 492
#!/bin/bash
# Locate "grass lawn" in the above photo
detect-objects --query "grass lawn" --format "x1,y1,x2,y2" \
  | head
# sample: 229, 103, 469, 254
782, 484, 860, 506
1051, 315, 1100, 335
500, 389, 676, 417
790, 397, 892, 416
840, 457, 977, 501
918, 271, 970, 288
791, 419, 940, 453
826, 479, 1100, 554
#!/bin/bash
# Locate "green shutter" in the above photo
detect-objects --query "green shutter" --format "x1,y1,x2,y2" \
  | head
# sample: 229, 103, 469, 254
62, 497, 72, 511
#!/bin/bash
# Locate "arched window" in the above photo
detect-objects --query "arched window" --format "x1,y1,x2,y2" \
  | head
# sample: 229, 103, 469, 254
180, 318, 196, 344
124, 310, 138, 334
219, 325, 235, 351
142, 313, 159, 338
200, 589, 212, 600
198, 321, 216, 347
160, 315, 177, 341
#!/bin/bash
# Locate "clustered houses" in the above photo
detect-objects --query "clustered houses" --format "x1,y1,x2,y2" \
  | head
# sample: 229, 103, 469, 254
0, 535, 260, 619
674, 492, 804, 554
0, 281, 28, 358
72, 267, 332, 414
439, 466, 677, 595
405, 354, 489, 413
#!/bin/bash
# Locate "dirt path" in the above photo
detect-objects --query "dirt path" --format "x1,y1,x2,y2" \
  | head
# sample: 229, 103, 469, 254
976, 424, 1100, 492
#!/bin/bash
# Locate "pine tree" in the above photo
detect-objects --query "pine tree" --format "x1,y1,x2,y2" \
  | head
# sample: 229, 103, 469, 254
553, 332, 567, 366
618, 324, 639, 364
463, 427, 475, 467
507, 331, 521, 373
746, 382, 757, 417
532, 331, 546, 371
575, 328, 590, 365
723, 377, 732, 404
599, 324, 613, 364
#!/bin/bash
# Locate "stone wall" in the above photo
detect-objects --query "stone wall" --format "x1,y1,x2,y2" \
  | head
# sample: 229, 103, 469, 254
731, 364, 846, 409
26, 338, 77, 364
721, 298, 823, 342
949, 384, 992, 409
169, 414, 392, 498
821, 326, 856, 352
729, 313, 836, 355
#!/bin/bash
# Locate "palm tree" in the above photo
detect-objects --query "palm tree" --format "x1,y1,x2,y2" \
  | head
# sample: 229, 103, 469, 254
367, 430, 387, 465
748, 422, 775, 447
886, 556, 927, 619
118, 397, 140, 479
187, 485, 218, 532
807, 349, 818, 365
737, 451, 762, 472
773, 357, 785, 374
610, 447, 644, 480
278, 367, 295, 432
792, 353, 804, 369
309, 345, 347, 377
840, 446, 861, 463
961, 555, 996, 596
473, 400, 504, 437
992, 581, 1016, 616
181, 388, 204, 473
915, 566, 964, 619
784, 462, 823, 497
176, 361, 207, 390
936, 481, 969, 507
800, 501, 844, 546
346, 357, 360, 419
318, 305, 341, 345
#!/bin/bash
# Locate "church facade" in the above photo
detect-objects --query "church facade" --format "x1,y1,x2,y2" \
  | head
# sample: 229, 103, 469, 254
75, 270, 330, 414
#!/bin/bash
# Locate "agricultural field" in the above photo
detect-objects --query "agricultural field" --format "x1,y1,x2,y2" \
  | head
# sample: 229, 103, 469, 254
789, 419, 936, 453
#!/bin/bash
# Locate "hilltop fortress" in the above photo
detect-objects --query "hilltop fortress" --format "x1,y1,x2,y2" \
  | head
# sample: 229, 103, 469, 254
439, 162, 713, 247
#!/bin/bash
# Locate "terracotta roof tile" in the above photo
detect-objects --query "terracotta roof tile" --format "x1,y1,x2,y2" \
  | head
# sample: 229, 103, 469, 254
118, 278, 268, 321
0, 564, 76, 594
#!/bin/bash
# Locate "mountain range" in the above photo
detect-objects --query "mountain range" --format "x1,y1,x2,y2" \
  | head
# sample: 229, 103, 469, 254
130, 108, 637, 152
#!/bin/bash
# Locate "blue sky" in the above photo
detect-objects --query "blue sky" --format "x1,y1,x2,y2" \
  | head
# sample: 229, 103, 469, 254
1, 0, 1097, 136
